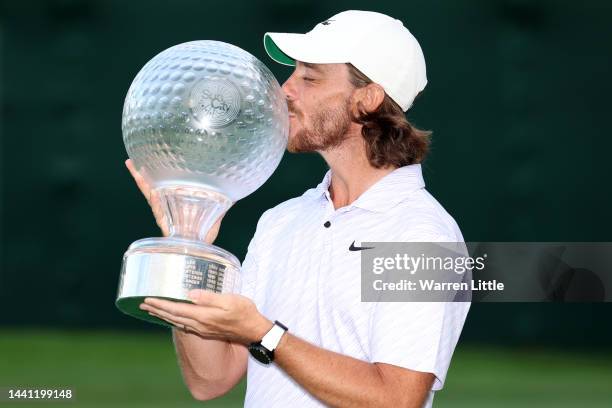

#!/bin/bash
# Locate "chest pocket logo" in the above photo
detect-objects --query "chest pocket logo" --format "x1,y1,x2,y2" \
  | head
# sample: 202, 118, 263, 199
348, 240, 375, 251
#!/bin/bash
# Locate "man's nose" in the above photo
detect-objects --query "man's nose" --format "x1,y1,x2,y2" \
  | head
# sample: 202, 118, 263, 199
281, 76, 296, 102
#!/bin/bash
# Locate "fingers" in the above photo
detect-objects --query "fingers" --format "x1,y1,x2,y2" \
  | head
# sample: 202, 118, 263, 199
125, 158, 139, 179
214, 210, 229, 224
141, 303, 200, 330
143, 296, 224, 319
153, 312, 194, 332
125, 159, 151, 199
187, 289, 230, 309
204, 211, 227, 244
126, 159, 169, 236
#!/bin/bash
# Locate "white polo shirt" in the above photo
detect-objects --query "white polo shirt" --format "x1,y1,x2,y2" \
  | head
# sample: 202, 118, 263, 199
239, 164, 470, 408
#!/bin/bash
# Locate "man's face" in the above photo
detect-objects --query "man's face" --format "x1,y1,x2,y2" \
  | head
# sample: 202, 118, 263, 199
281, 62, 355, 152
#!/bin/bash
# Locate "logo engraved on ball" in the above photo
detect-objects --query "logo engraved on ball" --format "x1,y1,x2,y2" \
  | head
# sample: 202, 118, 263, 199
189, 78, 241, 127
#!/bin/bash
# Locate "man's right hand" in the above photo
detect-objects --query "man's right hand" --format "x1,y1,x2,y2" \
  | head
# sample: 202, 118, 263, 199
125, 159, 224, 244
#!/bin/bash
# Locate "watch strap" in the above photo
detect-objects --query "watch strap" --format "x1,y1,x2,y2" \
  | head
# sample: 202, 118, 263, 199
260, 320, 288, 352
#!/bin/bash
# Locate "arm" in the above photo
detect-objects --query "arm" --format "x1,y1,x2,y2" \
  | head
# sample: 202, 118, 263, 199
140, 292, 436, 407
171, 329, 248, 400
274, 333, 434, 408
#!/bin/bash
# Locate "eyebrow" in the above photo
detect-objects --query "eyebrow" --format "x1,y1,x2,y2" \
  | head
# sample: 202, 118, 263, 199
302, 62, 324, 73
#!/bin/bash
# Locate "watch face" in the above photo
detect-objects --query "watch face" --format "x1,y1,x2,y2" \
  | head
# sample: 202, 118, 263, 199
248, 344, 272, 365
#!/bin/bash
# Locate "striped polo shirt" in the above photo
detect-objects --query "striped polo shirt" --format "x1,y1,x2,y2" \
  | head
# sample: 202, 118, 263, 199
239, 163, 470, 407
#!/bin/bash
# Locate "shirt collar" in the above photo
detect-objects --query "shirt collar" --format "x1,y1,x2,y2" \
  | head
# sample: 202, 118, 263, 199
305, 164, 426, 213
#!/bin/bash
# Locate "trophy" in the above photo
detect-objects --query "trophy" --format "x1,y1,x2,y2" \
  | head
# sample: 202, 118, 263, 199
116, 41, 288, 326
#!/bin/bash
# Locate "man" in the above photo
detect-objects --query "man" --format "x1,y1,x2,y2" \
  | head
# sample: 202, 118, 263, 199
131, 10, 469, 407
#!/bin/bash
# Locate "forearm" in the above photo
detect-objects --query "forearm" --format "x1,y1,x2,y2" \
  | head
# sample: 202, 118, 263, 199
274, 333, 431, 408
172, 329, 247, 400
142, 293, 432, 405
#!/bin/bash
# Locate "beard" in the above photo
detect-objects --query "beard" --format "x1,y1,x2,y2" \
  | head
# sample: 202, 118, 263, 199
287, 96, 352, 153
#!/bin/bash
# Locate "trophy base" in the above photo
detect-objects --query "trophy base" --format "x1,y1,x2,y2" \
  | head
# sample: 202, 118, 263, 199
116, 237, 241, 327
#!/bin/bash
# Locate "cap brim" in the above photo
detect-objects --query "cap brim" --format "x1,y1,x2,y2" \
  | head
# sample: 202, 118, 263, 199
263, 32, 349, 66
264, 33, 297, 66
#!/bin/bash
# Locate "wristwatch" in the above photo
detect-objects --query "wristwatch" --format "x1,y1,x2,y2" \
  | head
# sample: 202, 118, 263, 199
248, 320, 288, 365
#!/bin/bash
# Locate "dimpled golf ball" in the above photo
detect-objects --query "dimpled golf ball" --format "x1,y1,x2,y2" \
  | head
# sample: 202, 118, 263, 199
122, 40, 289, 201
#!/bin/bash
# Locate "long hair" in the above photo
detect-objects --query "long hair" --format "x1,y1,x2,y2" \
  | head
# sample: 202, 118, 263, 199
347, 64, 431, 168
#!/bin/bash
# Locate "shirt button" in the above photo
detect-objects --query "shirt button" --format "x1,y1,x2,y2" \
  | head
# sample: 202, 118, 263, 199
323, 221, 331, 228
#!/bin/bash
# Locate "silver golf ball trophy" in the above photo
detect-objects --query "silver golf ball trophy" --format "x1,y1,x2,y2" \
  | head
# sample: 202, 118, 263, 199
116, 41, 288, 326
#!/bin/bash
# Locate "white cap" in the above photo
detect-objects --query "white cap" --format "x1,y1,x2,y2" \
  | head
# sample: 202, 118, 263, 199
263, 10, 427, 111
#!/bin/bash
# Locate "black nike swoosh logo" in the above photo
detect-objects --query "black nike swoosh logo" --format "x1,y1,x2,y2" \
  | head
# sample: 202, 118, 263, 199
349, 241, 374, 251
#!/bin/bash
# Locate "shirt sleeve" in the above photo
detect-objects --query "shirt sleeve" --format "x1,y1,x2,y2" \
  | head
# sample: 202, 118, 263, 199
368, 231, 470, 391
368, 301, 470, 391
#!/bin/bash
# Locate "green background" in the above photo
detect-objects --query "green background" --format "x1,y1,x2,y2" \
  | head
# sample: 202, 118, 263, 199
1, 0, 611, 406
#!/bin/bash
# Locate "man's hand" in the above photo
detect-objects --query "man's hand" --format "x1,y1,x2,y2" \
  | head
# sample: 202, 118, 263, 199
125, 159, 224, 244
139, 289, 272, 345
125, 158, 170, 237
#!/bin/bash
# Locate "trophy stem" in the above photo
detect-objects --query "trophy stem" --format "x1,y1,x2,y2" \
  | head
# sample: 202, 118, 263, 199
157, 186, 232, 242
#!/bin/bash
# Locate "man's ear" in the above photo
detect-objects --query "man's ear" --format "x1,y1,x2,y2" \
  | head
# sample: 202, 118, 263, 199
352, 83, 385, 115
